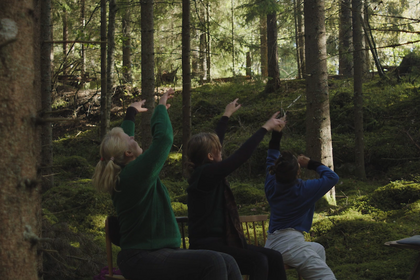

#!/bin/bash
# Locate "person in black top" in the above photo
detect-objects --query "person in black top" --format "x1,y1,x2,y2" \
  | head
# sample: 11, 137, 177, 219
185, 99, 288, 280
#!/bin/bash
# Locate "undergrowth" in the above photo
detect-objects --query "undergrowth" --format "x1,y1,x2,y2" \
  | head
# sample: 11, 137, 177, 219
44, 74, 420, 279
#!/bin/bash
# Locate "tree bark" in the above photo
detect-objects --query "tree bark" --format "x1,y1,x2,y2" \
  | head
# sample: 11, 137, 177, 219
206, 2, 211, 81
107, 0, 117, 121
304, 0, 336, 205
265, 10, 281, 93
259, 15, 268, 77
80, 0, 85, 76
63, 8, 68, 75
122, 0, 132, 84
100, 0, 108, 139
294, 0, 305, 79
352, 0, 366, 180
246, 51, 251, 76
182, 0, 192, 176
41, 0, 54, 193
140, 0, 156, 149
339, 0, 353, 76
0, 0, 42, 278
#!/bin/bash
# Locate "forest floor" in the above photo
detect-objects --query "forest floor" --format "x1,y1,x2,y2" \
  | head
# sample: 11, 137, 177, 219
45, 75, 420, 280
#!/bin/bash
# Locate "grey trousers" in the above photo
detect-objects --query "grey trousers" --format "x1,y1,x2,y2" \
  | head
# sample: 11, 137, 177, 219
265, 228, 336, 280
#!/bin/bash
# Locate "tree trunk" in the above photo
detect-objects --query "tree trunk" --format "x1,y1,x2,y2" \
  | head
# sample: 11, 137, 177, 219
0, 0, 42, 278
352, 0, 366, 180
304, 0, 336, 205
107, 0, 117, 120
199, 4, 207, 83
41, 0, 54, 193
265, 10, 281, 93
259, 15, 268, 77
100, 0, 108, 139
182, 0, 192, 176
199, 31, 207, 83
140, 0, 156, 149
63, 8, 68, 75
122, 1, 132, 84
231, 0, 235, 75
294, 0, 305, 79
206, 2, 211, 81
246, 52, 251, 76
80, 0, 85, 76
339, 0, 353, 76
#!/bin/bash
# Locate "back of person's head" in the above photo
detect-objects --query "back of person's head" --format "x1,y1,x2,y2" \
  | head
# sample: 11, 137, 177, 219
269, 151, 299, 184
92, 127, 129, 194
184, 132, 222, 177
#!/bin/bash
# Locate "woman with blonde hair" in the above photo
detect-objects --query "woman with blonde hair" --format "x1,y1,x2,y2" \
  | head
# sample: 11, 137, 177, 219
92, 89, 242, 280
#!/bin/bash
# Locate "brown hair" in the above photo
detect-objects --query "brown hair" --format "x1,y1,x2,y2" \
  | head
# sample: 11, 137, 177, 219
269, 151, 299, 184
184, 132, 222, 178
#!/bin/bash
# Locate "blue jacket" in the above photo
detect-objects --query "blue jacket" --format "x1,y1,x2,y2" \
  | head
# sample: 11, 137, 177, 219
265, 149, 339, 233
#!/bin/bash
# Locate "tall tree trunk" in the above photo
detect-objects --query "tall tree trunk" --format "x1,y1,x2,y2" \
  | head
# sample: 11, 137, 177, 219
294, 0, 305, 79
304, 0, 336, 205
206, 2, 211, 81
107, 0, 117, 118
259, 15, 268, 77
339, 0, 353, 76
80, 0, 85, 77
0, 0, 42, 278
63, 8, 68, 75
199, 31, 207, 83
100, 0, 108, 139
182, 0, 191, 175
199, 3, 207, 83
246, 52, 251, 76
41, 0, 54, 193
352, 0, 366, 180
140, 0, 156, 149
122, 1, 132, 84
231, 0, 235, 75
265, 10, 281, 93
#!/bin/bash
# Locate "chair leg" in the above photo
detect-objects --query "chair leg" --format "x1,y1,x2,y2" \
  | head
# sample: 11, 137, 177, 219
408, 256, 420, 280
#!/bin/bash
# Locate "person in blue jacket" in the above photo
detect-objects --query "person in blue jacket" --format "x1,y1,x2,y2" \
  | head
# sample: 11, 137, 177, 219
264, 128, 339, 280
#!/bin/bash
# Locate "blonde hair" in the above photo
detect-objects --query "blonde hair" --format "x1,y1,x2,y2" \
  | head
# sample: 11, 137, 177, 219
184, 132, 222, 178
92, 127, 130, 194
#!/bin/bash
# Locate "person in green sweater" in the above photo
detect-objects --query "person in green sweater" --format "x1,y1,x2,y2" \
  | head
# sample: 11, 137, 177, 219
92, 89, 242, 280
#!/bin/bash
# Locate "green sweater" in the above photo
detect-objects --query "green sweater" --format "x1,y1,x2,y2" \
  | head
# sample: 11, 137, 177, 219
112, 105, 181, 250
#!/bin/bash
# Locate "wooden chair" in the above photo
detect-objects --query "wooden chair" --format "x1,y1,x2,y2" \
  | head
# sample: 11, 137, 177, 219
385, 235, 420, 280
105, 216, 126, 280
239, 215, 302, 280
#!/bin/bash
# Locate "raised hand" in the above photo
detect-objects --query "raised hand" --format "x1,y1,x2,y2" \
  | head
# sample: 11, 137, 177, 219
159, 88, 175, 109
262, 112, 287, 132
223, 98, 241, 117
129, 100, 148, 113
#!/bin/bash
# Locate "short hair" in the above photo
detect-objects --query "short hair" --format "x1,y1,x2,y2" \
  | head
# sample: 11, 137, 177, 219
184, 132, 222, 177
269, 151, 299, 184
92, 127, 130, 194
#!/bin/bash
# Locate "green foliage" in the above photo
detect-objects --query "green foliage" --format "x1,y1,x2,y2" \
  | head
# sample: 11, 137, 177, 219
53, 155, 95, 180
43, 181, 115, 234
369, 180, 420, 211
231, 182, 266, 205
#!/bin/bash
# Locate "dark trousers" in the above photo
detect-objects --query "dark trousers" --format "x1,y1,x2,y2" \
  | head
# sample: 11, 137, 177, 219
117, 247, 242, 280
190, 239, 288, 280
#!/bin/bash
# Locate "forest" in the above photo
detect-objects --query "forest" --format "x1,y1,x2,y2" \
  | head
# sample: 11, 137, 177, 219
1, 0, 420, 279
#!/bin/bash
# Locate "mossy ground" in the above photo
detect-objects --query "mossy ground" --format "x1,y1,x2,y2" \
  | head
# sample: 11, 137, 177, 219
44, 73, 420, 279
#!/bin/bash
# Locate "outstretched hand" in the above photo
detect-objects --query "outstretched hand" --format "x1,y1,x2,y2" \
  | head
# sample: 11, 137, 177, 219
159, 88, 175, 109
129, 100, 148, 113
262, 112, 287, 132
223, 98, 241, 117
